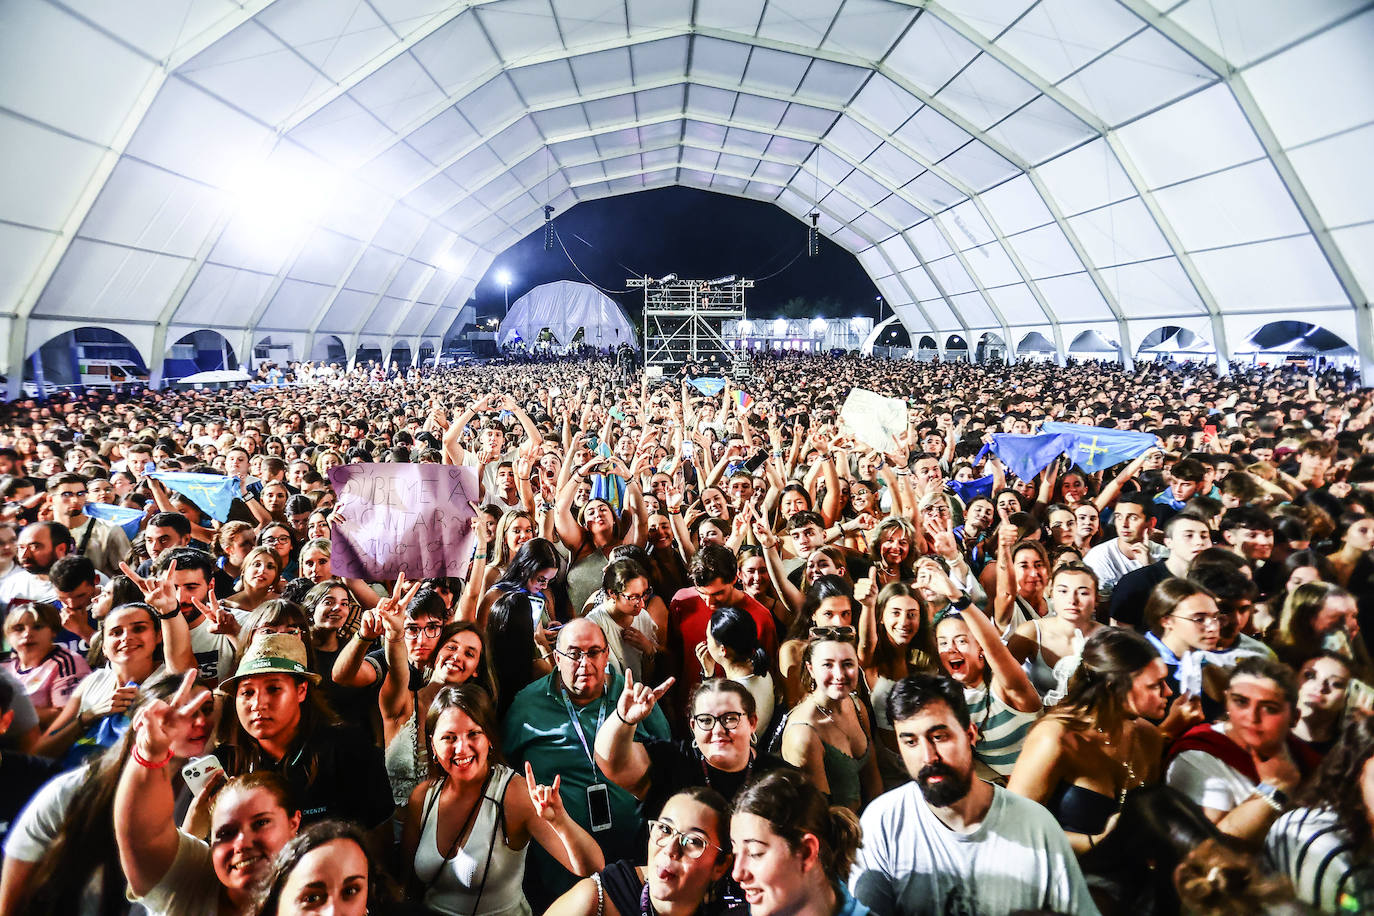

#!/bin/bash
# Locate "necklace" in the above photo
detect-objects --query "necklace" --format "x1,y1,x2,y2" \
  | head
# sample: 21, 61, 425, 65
1097, 726, 1138, 803
700, 747, 754, 791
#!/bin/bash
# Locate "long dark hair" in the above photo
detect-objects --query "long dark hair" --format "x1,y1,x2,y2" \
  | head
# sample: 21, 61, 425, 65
1296, 714, 1374, 858
24, 675, 211, 914
487, 589, 537, 719
213, 670, 340, 784
788, 576, 856, 642
494, 537, 569, 620
425, 683, 504, 780
871, 582, 935, 674
432, 620, 499, 706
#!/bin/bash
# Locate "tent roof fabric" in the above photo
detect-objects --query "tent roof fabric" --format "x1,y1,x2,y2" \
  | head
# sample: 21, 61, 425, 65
497, 280, 637, 349
3, 0, 1372, 378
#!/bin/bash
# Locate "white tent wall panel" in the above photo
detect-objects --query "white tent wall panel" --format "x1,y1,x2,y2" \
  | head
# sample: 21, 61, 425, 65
978, 174, 1052, 236
474, 0, 564, 64
1035, 272, 1112, 323
291, 96, 395, 170
316, 288, 377, 333
288, 231, 366, 286
1035, 137, 1136, 216
79, 160, 224, 259
0, 1, 158, 145
1244, 8, 1374, 150
178, 22, 333, 127
124, 78, 275, 188
1152, 160, 1310, 253
945, 201, 995, 249
885, 13, 979, 96
984, 96, 1096, 166
1005, 223, 1086, 280
371, 206, 429, 256
1286, 125, 1374, 232
363, 296, 410, 335
1098, 259, 1207, 318
383, 260, 431, 302
34, 241, 191, 322
1056, 29, 1214, 127
894, 106, 974, 165
986, 283, 1046, 326
410, 13, 500, 96
259, 279, 335, 329
256, 0, 397, 83
1114, 84, 1264, 189
757, 0, 843, 48
995, 0, 1142, 84
822, 0, 914, 60
939, 143, 1018, 192
350, 53, 448, 133
936, 55, 1039, 132
0, 226, 56, 317
965, 243, 1024, 288
209, 219, 297, 276
1165, 0, 1370, 71
1191, 237, 1351, 312
1066, 197, 1173, 268
361, 143, 438, 200
172, 265, 276, 328
1334, 224, 1374, 297
0, 117, 108, 234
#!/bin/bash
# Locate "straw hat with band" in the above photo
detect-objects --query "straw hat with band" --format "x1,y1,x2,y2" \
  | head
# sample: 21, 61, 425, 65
216, 633, 321, 694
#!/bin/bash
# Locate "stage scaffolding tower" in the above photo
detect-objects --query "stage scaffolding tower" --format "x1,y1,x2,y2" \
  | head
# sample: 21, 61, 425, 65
630, 275, 754, 373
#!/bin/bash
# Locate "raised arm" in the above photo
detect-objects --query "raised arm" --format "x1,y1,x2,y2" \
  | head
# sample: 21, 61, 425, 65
1093, 450, 1151, 511
377, 574, 423, 724
752, 512, 802, 623
991, 523, 1019, 632
511, 762, 605, 877
115, 672, 215, 897
592, 669, 673, 799
943, 573, 1040, 715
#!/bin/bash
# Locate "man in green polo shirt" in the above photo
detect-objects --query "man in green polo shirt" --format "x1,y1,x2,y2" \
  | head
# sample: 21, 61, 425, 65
503, 618, 670, 911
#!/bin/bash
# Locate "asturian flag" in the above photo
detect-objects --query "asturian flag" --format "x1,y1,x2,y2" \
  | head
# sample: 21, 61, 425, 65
978, 433, 1076, 482
85, 502, 144, 539
148, 472, 240, 522
1039, 421, 1157, 473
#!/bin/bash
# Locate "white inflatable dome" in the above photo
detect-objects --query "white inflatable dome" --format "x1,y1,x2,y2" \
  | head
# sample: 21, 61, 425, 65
497, 281, 638, 351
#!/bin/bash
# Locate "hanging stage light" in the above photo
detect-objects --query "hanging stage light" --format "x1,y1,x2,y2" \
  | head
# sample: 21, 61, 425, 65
807, 211, 820, 257
543, 205, 556, 250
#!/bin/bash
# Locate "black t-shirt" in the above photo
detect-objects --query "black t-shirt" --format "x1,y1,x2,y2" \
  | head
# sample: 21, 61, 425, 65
1105, 560, 1172, 629
364, 646, 425, 691
0, 752, 61, 844
214, 725, 393, 829
639, 736, 794, 821
316, 644, 382, 744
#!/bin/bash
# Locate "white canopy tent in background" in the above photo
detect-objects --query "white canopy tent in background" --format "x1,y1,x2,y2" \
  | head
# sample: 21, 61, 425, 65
496, 280, 637, 351
2, 0, 1373, 394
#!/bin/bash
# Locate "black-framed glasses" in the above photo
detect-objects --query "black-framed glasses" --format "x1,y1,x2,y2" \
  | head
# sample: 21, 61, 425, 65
556, 646, 607, 665
646, 820, 720, 859
621, 588, 653, 604
403, 623, 443, 639
262, 535, 293, 545
809, 625, 857, 642
690, 711, 745, 732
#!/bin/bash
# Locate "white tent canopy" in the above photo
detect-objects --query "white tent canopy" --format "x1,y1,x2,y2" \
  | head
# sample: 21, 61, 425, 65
497, 281, 637, 351
3, 0, 1373, 391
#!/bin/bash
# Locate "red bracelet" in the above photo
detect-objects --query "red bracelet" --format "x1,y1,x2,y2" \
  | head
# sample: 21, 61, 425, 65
132, 744, 175, 769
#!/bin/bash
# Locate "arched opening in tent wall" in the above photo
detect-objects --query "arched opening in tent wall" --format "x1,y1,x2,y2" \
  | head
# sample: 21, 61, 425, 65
1234, 321, 1360, 372
871, 322, 912, 359
417, 342, 435, 366
1135, 326, 1217, 364
24, 327, 148, 395
255, 336, 297, 365
355, 344, 383, 366
1017, 332, 1057, 364
945, 335, 969, 363
1067, 330, 1121, 362
389, 343, 412, 368
163, 330, 238, 384
311, 335, 346, 364
976, 332, 1006, 364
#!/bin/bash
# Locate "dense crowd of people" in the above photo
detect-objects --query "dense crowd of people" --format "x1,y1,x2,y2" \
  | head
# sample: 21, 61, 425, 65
0, 350, 1371, 916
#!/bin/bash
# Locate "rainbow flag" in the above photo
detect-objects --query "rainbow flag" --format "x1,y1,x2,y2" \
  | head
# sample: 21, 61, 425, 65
733, 390, 753, 410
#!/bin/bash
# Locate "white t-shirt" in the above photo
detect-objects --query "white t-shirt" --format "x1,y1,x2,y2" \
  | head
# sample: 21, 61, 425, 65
129, 830, 228, 916
1267, 807, 1374, 914
850, 782, 1099, 916
1082, 538, 1163, 594
1165, 727, 1255, 813
187, 622, 237, 685
586, 604, 658, 685
78, 664, 169, 717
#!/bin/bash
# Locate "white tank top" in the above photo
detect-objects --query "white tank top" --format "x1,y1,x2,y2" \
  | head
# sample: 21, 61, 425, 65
413, 765, 531, 916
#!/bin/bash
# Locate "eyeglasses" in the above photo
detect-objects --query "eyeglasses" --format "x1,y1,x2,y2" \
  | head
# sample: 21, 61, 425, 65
556, 646, 607, 665
621, 589, 652, 604
403, 623, 443, 639
809, 625, 857, 641
262, 535, 293, 545
646, 820, 720, 859
1169, 613, 1223, 629
690, 711, 745, 732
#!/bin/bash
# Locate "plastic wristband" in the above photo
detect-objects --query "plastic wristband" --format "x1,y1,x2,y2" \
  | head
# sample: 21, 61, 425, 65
132, 744, 175, 769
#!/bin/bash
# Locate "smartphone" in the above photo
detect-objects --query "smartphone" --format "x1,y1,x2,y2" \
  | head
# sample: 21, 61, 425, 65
528, 593, 548, 628
681, 441, 694, 460
1204, 424, 1217, 439
182, 754, 224, 795
586, 782, 613, 832
744, 449, 768, 474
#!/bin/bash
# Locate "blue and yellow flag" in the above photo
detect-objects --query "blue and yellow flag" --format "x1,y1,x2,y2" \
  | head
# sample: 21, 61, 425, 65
1039, 421, 1157, 472
688, 377, 727, 395
979, 433, 1075, 482
148, 472, 239, 522
85, 502, 143, 539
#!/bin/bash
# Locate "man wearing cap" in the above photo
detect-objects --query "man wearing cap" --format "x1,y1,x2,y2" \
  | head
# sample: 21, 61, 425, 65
210, 632, 393, 832
503, 619, 671, 911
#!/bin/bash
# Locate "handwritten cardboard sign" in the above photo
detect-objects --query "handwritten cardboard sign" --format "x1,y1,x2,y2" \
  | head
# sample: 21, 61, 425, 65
327, 464, 479, 580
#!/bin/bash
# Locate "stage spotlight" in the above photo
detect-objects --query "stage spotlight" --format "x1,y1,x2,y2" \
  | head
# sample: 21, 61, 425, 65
708, 274, 737, 286
658, 273, 678, 284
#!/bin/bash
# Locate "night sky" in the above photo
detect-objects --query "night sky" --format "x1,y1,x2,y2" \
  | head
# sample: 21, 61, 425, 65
468, 186, 882, 322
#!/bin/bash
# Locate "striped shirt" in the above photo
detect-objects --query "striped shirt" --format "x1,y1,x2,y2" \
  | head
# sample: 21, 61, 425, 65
965, 682, 1038, 777
1, 646, 90, 709
1266, 807, 1373, 914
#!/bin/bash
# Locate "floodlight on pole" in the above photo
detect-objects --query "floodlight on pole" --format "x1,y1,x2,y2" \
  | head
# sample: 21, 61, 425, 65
496, 270, 512, 315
